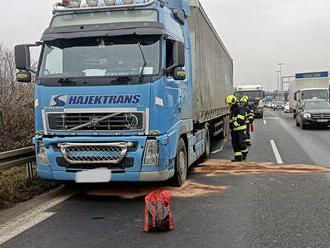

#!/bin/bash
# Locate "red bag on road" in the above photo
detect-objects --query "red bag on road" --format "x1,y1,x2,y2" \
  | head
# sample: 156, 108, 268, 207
144, 190, 173, 232
251, 123, 255, 132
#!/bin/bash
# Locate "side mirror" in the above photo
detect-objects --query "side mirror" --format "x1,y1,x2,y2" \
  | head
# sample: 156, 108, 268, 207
176, 41, 185, 67
15, 45, 31, 71
173, 68, 186, 80
167, 41, 185, 72
16, 70, 32, 83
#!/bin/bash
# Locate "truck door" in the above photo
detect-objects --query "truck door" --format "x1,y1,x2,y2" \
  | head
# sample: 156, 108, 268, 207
165, 39, 189, 121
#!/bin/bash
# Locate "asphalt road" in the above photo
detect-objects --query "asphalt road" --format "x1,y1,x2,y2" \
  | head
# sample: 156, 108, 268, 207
1, 109, 330, 248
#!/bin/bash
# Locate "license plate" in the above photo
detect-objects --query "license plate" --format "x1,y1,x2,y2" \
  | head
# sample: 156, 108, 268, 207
76, 168, 111, 183
317, 119, 329, 123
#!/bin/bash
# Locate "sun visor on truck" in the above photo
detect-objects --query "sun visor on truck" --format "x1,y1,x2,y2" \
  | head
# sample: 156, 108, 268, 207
41, 22, 165, 41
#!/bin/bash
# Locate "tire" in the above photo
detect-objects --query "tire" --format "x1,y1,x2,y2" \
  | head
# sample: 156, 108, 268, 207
202, 126, 211, 160
301, 121, 306, 129
221, 116, 230, 139
171, 138, 188, 187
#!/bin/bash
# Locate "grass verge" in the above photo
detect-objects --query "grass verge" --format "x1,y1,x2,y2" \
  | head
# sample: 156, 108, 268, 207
0, 164, 59, 210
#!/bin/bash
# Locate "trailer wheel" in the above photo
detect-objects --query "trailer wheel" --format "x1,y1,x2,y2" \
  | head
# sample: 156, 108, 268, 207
201, 125, 211, 160
221, 115, 230, 139
171, 138, 188, 187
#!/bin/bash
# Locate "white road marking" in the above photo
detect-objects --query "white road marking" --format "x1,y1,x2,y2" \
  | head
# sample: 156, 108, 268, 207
270, 140, 283, 164
265, 117, 279, 120
0, 191, 76, 245
211, 137, 228, 154
263, 120, 267, 125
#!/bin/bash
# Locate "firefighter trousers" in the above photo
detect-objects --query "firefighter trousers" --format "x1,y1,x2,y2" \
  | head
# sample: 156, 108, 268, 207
231, 130, 248, 160
245, 123, 251, 144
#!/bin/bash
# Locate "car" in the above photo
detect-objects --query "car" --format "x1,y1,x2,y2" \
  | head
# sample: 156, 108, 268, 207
296, 99, 330, 129
265, 102, 273, 108
284, 103, 292, 113
273, 100, 285, 111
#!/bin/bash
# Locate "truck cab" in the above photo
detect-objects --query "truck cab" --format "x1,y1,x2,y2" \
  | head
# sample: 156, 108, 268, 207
235, 85, 265, 118
293, 88, 329, 118
14, 0, 233, 185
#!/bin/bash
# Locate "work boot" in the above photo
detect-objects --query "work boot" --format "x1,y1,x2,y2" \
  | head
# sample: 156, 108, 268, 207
242, 152, 248, 161
231, 156, 242, 162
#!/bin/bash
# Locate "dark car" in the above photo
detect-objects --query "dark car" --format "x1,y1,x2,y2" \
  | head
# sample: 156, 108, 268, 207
296, 99, 330, 129
273, 100, 285, 111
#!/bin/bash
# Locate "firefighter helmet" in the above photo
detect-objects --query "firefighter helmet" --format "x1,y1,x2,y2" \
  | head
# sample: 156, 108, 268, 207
240, 95, 249, 103
225, 95, 237, 104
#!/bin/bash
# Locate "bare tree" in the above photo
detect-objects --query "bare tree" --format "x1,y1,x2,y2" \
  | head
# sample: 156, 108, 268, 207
0, 45, 34, 152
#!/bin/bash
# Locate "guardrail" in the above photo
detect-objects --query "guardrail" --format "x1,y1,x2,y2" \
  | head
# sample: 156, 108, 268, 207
0, 147, 36, 180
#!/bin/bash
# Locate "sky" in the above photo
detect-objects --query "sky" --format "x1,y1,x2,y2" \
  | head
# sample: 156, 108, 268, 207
0, 0, 330, 91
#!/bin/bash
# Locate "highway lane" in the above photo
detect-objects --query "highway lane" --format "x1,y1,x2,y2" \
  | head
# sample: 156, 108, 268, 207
1, 109, 330, 248
212, 108, 322, 165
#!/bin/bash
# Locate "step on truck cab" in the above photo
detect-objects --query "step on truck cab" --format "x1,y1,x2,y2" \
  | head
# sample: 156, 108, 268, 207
14, 0, 233, 185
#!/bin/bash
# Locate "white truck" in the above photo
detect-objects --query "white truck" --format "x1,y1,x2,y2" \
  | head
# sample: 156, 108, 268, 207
289, 72, 329, 118
235, 85, 265, 118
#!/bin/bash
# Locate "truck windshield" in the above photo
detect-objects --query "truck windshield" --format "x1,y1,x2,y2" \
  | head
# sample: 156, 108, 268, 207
39, 35, 160, 79
236, 91, 262, 99
301, 90, 328, 100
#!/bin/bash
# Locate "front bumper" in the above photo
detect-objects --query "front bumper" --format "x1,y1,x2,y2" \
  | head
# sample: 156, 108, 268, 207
254, 109, 264, 118
35, 135, 175, 182
38, 168, 175, 182
302, 118, 330, 127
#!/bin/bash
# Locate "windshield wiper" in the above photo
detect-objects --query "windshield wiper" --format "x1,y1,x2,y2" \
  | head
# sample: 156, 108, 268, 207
137, 41, 147, 84
58, 78, 76, 84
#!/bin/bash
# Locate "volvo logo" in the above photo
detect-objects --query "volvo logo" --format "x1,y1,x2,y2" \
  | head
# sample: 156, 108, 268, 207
90, 118, 99, 127
125, 114, 139, 128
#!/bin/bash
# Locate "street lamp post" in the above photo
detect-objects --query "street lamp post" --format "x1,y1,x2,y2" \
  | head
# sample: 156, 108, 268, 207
276, 70, 281, 98
278, 63, 284, 92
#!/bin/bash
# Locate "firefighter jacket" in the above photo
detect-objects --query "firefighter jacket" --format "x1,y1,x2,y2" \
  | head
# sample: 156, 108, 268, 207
230, 103, 247, 131
244, 104, 254, 124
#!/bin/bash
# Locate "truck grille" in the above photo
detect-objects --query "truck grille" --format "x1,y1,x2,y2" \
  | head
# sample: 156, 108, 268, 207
312, 114, 330, 119
47, 112, 144, 132
58, 142, 133, 164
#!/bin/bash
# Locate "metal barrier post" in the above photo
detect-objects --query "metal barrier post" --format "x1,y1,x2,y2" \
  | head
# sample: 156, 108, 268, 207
26, 162, 34, 180
0, 110, 9, 151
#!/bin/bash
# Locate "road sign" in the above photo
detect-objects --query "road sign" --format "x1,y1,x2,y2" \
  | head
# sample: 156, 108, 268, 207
295, 71, 328, 79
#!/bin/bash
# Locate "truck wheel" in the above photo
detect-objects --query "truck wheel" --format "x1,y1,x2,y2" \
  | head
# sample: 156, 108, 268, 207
202, 126, 211, 160
171, 138, 188, 187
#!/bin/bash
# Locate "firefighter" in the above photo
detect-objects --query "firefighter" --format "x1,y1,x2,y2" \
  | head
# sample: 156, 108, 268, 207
240, 95, 254, 146
225, 95, 248, 162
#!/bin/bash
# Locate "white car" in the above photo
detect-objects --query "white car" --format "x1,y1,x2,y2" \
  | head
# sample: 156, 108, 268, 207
284, 103, 291, 113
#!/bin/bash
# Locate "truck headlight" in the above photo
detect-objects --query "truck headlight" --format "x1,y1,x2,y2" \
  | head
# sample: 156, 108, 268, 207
37, 141, 50, 165
303, 113, 311, 118
143, 140, 159, 166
